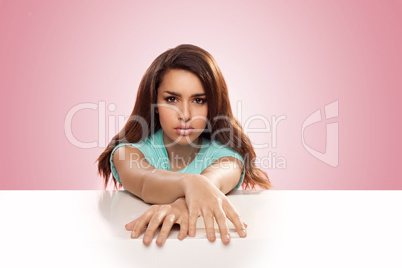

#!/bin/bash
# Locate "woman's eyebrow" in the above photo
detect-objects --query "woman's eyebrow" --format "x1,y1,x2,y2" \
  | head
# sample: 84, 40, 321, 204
164, 90, 206, 97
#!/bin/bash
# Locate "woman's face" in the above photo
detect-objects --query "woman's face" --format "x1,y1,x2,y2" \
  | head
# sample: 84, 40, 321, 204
156, 69, 208, 146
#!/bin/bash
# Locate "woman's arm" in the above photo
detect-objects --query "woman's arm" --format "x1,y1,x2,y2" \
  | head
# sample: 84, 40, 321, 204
200, 156, 244, 194
113, 145, 190, 204
113, 145, 247, 243
113, 146, 241, 204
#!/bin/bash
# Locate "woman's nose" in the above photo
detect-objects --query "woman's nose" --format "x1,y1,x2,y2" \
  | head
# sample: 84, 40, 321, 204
179, 103, 191, 122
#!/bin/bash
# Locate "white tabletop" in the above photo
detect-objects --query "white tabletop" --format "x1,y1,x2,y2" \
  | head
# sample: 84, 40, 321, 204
0, 190, 401, 268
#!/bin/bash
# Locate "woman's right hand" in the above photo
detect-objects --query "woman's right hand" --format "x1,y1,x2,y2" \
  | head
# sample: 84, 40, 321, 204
125, 197, 189, 246
183, 175, 247, 244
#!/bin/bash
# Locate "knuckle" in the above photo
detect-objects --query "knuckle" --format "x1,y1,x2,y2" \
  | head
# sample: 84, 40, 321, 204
211, 197, 222, 206
218, 229, 229, 237
189, 209, 199, 218
149, 216, 161, 226
203, 213, 213, 220
157, 232, 166, 239
159, 205, 168, 210
180, 221, 188, 229
134, 220, 145, 230
227, 209, 239, 220
219, 222, 229, 231
150, 205, 160, 210
144, 228, 154, 237
200, 207, 211, 215
164, 215, 175, 224
147, 220, 159, 230
214, 208, 225, 217
180, 222, 188, 230
222, 197, 232, 206
144, 223, 155, 232
232, 210, 240, 218
144, 210, 156, 217
182, 211, 189, 217
180, 216, 189, 224
217, 216, 227, 225
216, 197, 223, 203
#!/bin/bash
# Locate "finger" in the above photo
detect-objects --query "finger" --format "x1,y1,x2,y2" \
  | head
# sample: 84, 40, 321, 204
156, 215, 176, 246
201, 210, 216, 242
214, 208, 230, 244
125, 218, 139, 230
224, 206, 247, 238
178, 218, 189, 240
131, 210, 156, 239
188, 208, 199, 237
142, 211, 167, 246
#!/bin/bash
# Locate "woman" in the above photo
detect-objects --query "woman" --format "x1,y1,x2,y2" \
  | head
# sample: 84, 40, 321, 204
97, 44, 271, 246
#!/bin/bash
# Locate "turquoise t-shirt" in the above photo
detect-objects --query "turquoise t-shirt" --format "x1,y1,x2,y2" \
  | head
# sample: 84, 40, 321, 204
110, 128, 245, 190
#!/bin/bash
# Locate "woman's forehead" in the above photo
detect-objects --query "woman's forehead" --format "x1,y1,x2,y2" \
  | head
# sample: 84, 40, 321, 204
158, 69, 205, 96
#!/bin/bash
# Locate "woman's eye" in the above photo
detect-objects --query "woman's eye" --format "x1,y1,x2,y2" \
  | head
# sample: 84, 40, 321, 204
165, 97, 177, 103
195, 98, 206, 104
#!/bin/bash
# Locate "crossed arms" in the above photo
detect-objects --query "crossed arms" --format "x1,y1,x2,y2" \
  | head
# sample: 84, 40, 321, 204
113, 145, 247, 246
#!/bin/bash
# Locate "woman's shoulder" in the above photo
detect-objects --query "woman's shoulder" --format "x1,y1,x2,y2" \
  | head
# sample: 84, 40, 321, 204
111, 129, 162, 154
111, 128, 167, 168
201, 138, 242, 159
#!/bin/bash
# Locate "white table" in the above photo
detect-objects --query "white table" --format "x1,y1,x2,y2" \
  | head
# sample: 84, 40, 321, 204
1, 190, 401, 268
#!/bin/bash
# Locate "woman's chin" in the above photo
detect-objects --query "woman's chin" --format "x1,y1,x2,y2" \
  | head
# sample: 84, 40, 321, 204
175, 136, 197, 145
170, 133, 200, 145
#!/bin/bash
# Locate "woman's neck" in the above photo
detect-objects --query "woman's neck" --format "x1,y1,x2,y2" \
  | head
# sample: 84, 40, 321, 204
162, 133, 202, 163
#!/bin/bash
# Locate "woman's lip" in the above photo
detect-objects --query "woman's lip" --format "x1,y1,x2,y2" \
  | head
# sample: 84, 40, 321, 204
175, 128, 194, 135
174, 126, 194, 129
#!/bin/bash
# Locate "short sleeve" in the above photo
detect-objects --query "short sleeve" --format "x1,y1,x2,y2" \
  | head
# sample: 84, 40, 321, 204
208, 143, 245, 191
109, 142, 157, 185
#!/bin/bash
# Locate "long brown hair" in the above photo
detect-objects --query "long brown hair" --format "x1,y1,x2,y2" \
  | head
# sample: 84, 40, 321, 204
96, 44, 272, 190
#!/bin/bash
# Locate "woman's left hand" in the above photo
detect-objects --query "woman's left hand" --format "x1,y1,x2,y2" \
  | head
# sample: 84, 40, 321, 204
125, 197, 189, 246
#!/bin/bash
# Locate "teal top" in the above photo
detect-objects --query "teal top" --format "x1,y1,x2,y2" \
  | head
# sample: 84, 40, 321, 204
110, 128, 245, 191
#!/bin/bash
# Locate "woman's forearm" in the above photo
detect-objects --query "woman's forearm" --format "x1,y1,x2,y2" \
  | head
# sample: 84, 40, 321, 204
139, 169, 188, 204
114, 146, 223, 204
125, 169, 219, 205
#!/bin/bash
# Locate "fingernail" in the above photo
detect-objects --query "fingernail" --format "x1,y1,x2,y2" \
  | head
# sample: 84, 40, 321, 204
223, 234, 230, 243
240, 229, 247, 237
156, 236, 164, 245
143, 235, 151, 245
207, 232, 216, 241
131, 230, 137, 238
189, 229, 195, 237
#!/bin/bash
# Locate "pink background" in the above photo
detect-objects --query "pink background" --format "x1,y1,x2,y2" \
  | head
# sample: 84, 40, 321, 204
1, 0, 401, 190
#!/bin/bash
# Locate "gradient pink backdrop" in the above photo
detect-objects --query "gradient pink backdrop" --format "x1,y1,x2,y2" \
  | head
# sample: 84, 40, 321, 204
1, 0, 401, 190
